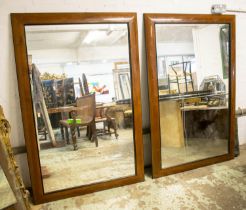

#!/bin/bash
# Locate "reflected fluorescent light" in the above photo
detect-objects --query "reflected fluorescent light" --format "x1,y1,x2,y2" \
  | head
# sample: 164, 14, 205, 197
83, 31, 107, 44
65, 62, 74, 66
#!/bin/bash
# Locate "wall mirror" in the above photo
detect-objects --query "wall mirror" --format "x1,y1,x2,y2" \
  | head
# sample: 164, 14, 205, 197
11, 13, 144, 204
144, 14, 235, 177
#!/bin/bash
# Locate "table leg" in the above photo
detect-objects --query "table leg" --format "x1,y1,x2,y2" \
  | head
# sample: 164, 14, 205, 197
91, 121, 98, 147
71, 111, 78, 150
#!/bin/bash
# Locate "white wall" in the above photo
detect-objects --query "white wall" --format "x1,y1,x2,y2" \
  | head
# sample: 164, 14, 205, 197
192, 25, 228, 89
157, 42, 194, 56
78, 46, 129, 61
1, 0, 246, 186
30, 49, 77, 65
30, 46, 129, 103
65, 62, 117, 102
29, 45, 129, 74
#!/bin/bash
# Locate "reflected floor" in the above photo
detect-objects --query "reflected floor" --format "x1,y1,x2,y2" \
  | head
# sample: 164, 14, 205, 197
161, 138, 228, 168
40, 129, 135, 193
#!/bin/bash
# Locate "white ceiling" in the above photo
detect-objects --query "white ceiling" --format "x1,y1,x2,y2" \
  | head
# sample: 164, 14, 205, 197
25, 24, 129, 50
155, 24, 216, 43
156, 25, 194, 43
25, 24, 219, 50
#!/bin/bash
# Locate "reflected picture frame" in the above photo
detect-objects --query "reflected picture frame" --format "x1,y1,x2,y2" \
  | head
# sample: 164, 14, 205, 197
144, 13, 235, 178
11, 13, 144, 204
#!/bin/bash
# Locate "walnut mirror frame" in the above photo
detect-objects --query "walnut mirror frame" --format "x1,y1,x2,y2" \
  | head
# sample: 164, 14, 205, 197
11, 13, 144, 204
144, 14, 235, 178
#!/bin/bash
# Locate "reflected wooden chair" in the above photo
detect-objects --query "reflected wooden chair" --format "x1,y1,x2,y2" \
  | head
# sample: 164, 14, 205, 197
82, 73, 90, 95
95, 106, 119, 139
123, 109, 133, 128
80, 73, 118, 139
60, 93, 98, 147
78, 77, 85, 96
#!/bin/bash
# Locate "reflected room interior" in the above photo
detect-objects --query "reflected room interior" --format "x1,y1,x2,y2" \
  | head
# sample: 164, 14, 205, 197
25, 24, 135, 193
155, 24, 230, 168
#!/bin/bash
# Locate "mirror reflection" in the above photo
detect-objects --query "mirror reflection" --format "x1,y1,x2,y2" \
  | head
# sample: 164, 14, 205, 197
25, 24, 135, 193
155, 24, 229, 168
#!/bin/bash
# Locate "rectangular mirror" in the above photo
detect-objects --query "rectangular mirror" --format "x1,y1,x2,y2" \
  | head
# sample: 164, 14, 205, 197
11, 13, 144, 204
144, 14, 235, 177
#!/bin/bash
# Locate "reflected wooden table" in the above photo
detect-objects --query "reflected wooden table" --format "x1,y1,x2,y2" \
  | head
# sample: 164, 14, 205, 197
48, 103, 116, 150
159, 98, 228, 148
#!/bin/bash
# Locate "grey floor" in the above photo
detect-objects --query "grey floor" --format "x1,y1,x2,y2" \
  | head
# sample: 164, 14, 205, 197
31, 144, 246, 210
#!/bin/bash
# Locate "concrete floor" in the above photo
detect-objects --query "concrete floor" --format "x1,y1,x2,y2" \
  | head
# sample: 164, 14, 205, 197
31, 144, 246, 210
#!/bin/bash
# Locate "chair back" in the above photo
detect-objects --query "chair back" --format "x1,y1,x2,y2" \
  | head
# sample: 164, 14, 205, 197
76, 93, 96, 124
82, 73, 90, 95
78, 78, 85, 96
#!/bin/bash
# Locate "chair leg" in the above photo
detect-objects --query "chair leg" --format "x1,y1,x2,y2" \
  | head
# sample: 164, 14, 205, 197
77, 127, 80, 137
88, 125, 92, 141
112, 119, 118, 139
91, 122, 98, 147
71, 127, 78, 150
60, 124, 64, 140
44, 129, 47, 140
65, 127, 69, 144
103, 121, 106, 133
95, 136, 98, 147
86, 125, 90, 137
107, 119, 118, 139
107, 121, 111, 136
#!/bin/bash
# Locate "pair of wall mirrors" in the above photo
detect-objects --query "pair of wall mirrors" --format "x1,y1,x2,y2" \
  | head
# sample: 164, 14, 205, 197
11, 13, 235, 204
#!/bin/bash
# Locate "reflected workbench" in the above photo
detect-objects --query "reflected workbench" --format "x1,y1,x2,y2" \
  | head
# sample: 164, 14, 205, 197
159, 91, 228, 148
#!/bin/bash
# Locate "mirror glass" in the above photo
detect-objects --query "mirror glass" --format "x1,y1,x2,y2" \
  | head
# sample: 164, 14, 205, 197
155, 24, 230, 168
25, 24, 135, 193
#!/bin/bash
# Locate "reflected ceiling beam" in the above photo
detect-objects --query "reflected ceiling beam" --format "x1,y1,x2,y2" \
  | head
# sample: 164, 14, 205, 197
111, 31, 127, 45
82, 30, 107, 45
26, 29, 85, 34
72, 32, 87, 49
25, 24, 111, 32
